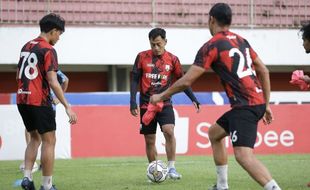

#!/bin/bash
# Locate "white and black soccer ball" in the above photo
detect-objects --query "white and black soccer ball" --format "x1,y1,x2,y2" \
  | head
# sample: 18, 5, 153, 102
146, 160, 168, 183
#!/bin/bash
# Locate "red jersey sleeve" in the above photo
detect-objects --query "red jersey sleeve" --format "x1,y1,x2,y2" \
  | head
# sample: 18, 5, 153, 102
173, 56, 183, 79
132, 53, 142, 73
244, 39, 258, 61
249, 47, 258, 61
44, 49, 58, 73
193, 43, 218, 70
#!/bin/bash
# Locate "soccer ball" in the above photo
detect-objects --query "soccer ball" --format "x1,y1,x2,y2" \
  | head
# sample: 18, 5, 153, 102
146, 160, 168, 183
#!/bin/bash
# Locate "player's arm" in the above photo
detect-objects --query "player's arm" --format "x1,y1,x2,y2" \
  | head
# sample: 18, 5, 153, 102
61, 74, 69, 92
150, 65, 205, 104
183, 88, 200, 113
174, 57, 201, 112
56, 70, 69, 92
53, 71, 69, 105
47, 71, 77, 124
130, 55, 141, 117
253, 56, 273, 125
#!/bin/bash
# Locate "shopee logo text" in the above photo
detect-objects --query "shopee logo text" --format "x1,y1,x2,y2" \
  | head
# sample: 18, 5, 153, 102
195, 122, 294, 148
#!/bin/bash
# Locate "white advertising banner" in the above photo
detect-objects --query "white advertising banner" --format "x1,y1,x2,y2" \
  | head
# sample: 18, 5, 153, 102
0, 105, 71, 160
0, 27, 308, 66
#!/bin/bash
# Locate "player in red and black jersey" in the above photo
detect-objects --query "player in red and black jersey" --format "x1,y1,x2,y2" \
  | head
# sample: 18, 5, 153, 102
130, 28, 200, 180
194, 31, 265, 107
16, 13, 77, 190
150, 3, 281, 190
19, 70, 69, 174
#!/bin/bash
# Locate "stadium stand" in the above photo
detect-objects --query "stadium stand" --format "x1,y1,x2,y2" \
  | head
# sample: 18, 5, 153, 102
0, 0, 309, 28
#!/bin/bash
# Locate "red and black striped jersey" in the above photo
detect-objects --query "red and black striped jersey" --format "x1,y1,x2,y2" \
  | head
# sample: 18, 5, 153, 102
16, 37, 58, 106
194, 31, 265, 107
131, 50, 183, 108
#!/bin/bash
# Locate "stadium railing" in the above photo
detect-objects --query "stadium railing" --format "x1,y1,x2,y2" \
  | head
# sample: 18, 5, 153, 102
0, 0, 309, 28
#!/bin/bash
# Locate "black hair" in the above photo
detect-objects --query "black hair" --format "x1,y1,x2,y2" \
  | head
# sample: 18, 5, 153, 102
148, 28, 166, 40
300, 22, 310, 40
209, 3, 232, 26
39, 13, 65, 33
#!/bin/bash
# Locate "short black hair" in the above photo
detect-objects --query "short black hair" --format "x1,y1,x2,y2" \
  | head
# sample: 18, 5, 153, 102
300, 22, 310, 40
209, 3, 232, 26
149, 28, 166, 40
39, 13, 65, 33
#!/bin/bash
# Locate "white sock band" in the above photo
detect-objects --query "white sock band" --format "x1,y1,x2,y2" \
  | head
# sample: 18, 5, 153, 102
24, 170, 32, 181
216, 165, 228, 189
167, 161, 175, 169
42, 176, 53, 190
264, 179, 281, 190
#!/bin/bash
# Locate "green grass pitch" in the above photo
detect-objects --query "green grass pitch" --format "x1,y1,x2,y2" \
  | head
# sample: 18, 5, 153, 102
1, 154, 309, 190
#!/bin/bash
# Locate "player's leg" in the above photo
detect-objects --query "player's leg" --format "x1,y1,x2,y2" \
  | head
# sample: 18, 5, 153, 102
230, 105, 281, 190
22, 130, 41, 190
24, 130, 41, 174
158, 105, 176, 163
158, 105, 181, 179
233, 147, 281, 189
144, 134, 157, 162
20, 129, 38, 172
208, 123, 228, 165
161, 123, 176, 166
40, 131, 56, 190
162, 123, 181, 179
208, 123, 229, 190
25, 129, 31, 144
17, 104, 40, 190
161, 124, 175, 162
36, 106, 57, 190
140, 108, 158, 163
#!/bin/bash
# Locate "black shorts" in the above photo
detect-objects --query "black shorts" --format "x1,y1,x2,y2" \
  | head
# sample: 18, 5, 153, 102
216, 104, 266, 148
17, 104, 56, 134
140, 105, 175, 135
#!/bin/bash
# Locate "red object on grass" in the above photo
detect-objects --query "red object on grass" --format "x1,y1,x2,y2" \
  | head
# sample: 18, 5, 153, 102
142, 102, 164, 125
289, 70, 309, 90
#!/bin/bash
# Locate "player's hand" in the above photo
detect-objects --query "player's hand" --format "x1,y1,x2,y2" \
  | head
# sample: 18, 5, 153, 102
193, 101, 200, 113
263, 106, 273, 125
130, 102, 139, 117
65, 107, 77, 125
130, 108, 139, 117
150, 94, 162, 104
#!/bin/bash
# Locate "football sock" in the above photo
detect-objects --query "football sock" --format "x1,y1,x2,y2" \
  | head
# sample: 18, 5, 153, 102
216, 165, 228, 189
167, 161, 175, 169
42, 176, 52, 190
264, 179, 281, 190
24, 170, 32, 181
